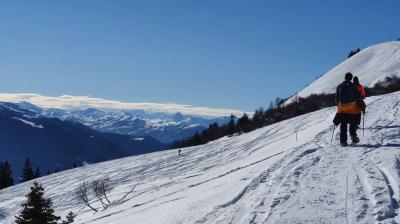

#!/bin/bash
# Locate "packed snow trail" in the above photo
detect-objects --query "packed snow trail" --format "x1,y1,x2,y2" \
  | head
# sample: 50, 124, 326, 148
1, 92, 400, 223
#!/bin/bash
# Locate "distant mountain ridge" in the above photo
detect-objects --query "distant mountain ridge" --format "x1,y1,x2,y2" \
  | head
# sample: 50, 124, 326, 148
14, 102, 231, 143
0, 93, 244, 117
0, 102, 165, 178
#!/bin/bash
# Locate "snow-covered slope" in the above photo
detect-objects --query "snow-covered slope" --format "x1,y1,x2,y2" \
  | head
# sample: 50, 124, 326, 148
287, 41, 400, 103
1, 92, 400, 223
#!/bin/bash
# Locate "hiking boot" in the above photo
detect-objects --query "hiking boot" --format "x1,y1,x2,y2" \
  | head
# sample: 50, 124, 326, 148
351, 136, 360, 144
340, 142, 348, 147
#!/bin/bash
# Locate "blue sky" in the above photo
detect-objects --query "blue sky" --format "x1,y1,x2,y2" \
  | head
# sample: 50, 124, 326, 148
0, 0, 399, 111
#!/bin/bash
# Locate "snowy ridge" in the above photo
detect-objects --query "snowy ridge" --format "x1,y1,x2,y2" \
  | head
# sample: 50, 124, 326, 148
0, 102, 166, 178
0, 101, 230, 143
1, 91, 400, 223
41, 108, 229, 143
287, 41, 400, 104
12, 117, 44, 129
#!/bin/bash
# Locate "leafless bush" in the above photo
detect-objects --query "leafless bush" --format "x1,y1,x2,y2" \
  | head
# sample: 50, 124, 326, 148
91, 178, 113, 208
76, 182, 98, 212
76, 177, 114, 211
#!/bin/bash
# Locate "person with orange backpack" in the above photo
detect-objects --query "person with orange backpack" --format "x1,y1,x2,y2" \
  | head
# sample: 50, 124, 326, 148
333, 72, 362, 146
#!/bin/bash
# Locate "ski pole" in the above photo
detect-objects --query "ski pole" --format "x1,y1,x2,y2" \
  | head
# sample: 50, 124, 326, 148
362, 113, 365, 138
331, 125, 336, 143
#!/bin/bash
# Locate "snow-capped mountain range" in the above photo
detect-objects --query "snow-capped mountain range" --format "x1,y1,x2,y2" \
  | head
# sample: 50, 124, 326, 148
11, 102, 232, 143
0, 94, 244, 118
43, 108, 231, 143
0, 95, 239, 143
0, 102, 165, 179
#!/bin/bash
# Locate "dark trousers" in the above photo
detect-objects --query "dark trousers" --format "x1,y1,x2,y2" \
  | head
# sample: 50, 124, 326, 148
340, 122, 358, 143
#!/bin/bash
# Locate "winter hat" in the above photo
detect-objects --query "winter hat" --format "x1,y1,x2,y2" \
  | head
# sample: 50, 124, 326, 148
345, 72, 353, 81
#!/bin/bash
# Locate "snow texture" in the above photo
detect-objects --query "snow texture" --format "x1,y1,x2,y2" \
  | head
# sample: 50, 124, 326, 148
1, 91, 400, 223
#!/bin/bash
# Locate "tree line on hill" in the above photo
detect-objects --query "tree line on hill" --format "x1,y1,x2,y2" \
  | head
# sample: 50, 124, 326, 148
0, 158, 43, 190
171, 75, 400, 149
0, 158, 81, 190
347, 48, 361, 58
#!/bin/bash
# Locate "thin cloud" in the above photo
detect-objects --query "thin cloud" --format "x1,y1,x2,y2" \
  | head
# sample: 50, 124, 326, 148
0, 93, 245, 117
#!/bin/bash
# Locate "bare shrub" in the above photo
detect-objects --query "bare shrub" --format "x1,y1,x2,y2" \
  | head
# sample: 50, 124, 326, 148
91, 177, 113, 208
76, 177, 115, 211
76, 182, 98, 212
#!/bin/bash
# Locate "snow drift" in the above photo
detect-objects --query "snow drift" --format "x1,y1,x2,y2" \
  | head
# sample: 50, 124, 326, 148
1, 91, 400, 223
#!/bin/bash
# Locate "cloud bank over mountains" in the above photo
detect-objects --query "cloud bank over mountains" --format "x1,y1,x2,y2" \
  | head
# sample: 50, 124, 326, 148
0, 93, 244, 117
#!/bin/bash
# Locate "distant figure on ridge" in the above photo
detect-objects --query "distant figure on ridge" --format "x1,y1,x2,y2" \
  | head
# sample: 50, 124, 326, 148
333, 72, 362, 146
178, 149, 182, 156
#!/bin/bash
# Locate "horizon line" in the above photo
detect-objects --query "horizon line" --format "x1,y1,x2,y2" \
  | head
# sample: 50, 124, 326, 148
0, 93, 247, 118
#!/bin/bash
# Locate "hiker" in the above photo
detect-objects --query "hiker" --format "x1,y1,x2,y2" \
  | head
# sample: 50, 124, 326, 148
353, 76, 365, 99
333, 72, 361, 146
352, 76, 367, 127
178, 149, 181, 156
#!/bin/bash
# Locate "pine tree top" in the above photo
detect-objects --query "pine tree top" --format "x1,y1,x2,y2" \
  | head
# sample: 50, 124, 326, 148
0, 161, 14, 189
21, 158, 35, 183
15, 182, 60, 224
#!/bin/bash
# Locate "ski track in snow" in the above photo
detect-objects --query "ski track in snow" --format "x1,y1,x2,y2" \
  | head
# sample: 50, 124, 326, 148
1, 93, 400, 224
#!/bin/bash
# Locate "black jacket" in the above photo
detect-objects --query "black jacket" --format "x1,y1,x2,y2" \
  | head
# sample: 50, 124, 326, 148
335, 80, 360, 105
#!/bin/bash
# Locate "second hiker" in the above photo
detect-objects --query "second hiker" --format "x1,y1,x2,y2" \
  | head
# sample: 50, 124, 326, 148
352, 76, 367, 128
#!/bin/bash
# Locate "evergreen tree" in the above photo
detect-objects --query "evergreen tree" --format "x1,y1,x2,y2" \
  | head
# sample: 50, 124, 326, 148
61, 211, 76, 224
275, 97, 282, 108
15, 182, 61, 224
207, 122, 220, 139
237, 113, 252, 133
0, 161, 14, 189
191, 132, 203, 145
347, 48, 361, 58
21, 158, 35, 183
251, 107, 265, 129
226, 114, 236, 135
268, 101, 274, 110
34, 166, 41, 178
